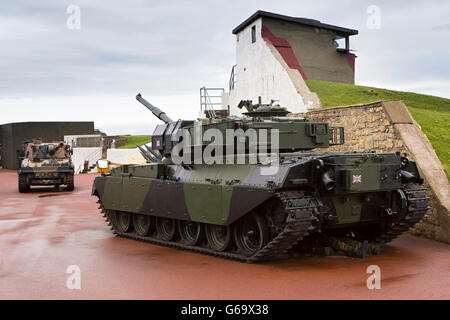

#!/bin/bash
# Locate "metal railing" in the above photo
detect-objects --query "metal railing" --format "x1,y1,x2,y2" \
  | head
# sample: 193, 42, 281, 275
200, 87, 224, 118
75, 147, 102, 174
229, 65, 237, 91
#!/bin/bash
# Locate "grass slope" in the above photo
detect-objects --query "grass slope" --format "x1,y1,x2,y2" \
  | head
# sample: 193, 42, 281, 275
117, 135, 152, 149
306, 80, 450, 179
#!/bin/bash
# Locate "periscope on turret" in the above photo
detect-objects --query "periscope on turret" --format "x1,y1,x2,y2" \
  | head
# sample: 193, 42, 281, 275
91, 94, 429, 262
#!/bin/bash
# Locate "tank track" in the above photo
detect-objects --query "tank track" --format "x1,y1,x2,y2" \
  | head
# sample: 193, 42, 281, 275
380, 183, 430, 243
95, 190, 317, 263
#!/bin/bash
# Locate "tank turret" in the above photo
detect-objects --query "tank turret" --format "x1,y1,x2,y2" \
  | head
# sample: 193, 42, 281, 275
137, 94, 344, 159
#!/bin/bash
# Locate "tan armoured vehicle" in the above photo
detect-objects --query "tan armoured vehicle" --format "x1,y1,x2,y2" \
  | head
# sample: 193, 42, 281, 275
18, 139, 74, 192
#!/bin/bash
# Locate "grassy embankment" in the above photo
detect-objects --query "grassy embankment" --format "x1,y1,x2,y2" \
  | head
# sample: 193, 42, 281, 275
117, 135, 152, 149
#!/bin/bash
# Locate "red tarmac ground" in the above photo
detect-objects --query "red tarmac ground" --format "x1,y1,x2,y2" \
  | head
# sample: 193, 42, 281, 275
0, 169, 449, 300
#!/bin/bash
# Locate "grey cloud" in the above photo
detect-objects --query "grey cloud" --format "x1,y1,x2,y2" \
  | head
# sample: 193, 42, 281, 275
0, 0, 448, 133
432, 23, 450, 31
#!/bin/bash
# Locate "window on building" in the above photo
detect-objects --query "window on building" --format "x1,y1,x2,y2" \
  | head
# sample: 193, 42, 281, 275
251, 25, 256, 43
334, 36, 348, 51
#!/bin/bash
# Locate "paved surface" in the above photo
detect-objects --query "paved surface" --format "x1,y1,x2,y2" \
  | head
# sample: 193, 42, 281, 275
0, 169, 449, 300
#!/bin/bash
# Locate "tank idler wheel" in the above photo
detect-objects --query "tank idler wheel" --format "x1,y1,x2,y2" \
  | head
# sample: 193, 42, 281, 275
178, 220, 203, 245
234, 213, 270, 257
133, 214, 154, 236
114, 211, 134, 233
268, 201, 287, 235
156, 217, 177, 241
206, 224, 232, 252
66, 174, 74, 191
18, 174, 29, 193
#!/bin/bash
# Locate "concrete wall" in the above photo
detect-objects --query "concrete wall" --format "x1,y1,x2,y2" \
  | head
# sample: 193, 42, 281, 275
264, 17, 355, 84
72, 136, 127, 148
65, 135, 127, 160
107, 148, 146, 165
291, 100, 450, 244
72, 147, 101, 174
223, 17, 321, 115
65, 135, 101, 147
0, 122, 94, 170
0, 124, 15, 169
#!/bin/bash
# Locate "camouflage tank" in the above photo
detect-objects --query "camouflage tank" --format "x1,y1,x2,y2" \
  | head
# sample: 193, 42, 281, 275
92, 94, 429, 262
18, 139, 74, 192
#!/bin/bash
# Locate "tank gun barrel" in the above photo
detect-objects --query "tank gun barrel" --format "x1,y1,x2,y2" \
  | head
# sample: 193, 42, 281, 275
136, 93, 173, 123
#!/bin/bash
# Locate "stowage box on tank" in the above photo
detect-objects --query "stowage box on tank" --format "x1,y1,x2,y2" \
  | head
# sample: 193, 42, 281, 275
92, 94, 429, 262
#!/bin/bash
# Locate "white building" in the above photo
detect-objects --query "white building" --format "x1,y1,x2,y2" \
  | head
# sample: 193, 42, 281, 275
216, 11, 358, 116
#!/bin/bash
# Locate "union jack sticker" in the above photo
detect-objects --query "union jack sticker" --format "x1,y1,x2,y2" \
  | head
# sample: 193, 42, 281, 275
352, 175, 362, 183
156, 140, 161, 147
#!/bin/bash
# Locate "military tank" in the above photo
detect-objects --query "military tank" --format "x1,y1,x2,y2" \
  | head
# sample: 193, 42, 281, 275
18, 139, 74, 192
92, 94, 429, 262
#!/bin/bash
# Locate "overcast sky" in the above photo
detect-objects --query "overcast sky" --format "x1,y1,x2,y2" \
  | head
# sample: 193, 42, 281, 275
1, 0, 449, 134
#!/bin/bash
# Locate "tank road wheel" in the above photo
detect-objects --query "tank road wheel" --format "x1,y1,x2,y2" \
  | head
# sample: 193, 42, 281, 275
178, 221, 203, 245
18, 174, 29, 193
113, 211, 133, 233
234, 213, 269, 257
156, 217, 177, 241
206, 224, 232, 252
133, 214, 154, 236
66, 173, 74, 191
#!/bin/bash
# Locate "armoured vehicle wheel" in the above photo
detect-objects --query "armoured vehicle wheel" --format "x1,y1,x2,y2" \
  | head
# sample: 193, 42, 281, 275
18, 174, 29, 193
114, 211, 133, 233
66, 174, 74, 191
206, 224, 232, 252
156, 217, 177, 241
178, 221, 203, 245
234, 213, 269, 257
133, 214, 154, 236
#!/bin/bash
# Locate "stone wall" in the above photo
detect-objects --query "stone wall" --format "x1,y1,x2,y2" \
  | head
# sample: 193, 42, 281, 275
75, 136, 127, 148
291, 100, 450, 244
301, 101, 405, 154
